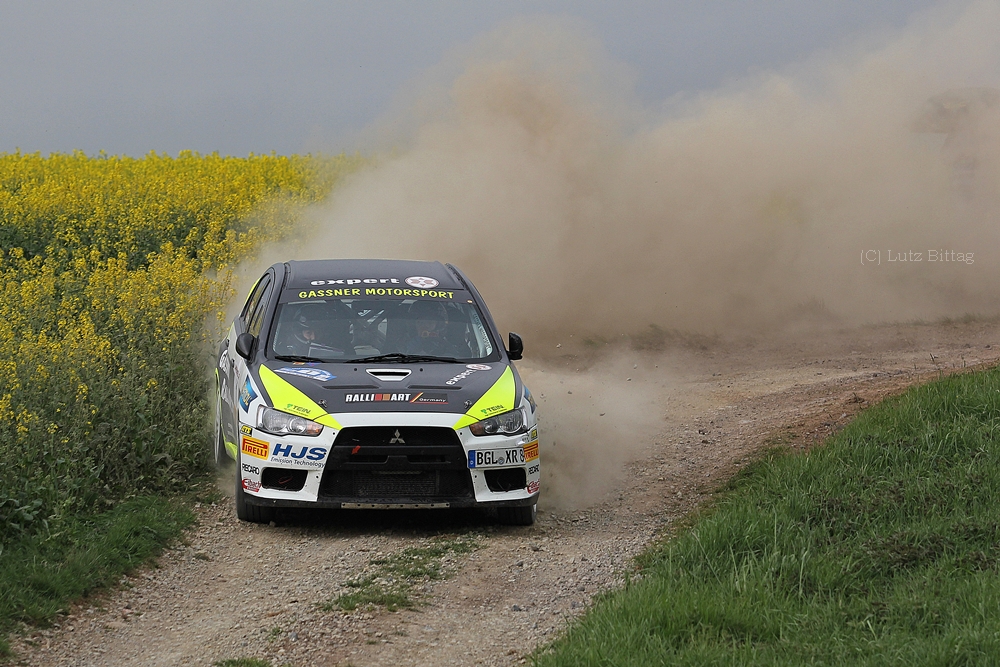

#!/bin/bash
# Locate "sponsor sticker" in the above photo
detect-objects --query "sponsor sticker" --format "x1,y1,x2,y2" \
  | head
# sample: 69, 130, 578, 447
273, 444, 327, 460
275, 367, 335, 382
446, 364, 492, 386
310, 278, 401, 286
242, 462, 260, 475
285, 403, 311, 416
242, 478, 261, 493
296, 287, 455, 300
297, 288, 361, 298
524, 386, 537, 413
523, 441, 539, 461
270, 444, 329, 469
241, 436, 269, 460
239, 377, 258, 412
531, 428, 537, 440
527, 463, 539, 475
271, 458, 326, 469
527, 480, 540, 494
240, 424, 253, 435
345, 393, 412, 403
405, 276, 439, 289
410, 392, 448, 405
364, 287, 453, 299
478, 404, 506, 418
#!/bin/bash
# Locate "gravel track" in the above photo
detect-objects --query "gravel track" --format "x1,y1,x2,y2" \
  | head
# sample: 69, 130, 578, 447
13, 320, 1000, 667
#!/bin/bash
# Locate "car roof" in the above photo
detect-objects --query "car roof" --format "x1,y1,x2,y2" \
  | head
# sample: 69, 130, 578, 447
282, 259, 465, 291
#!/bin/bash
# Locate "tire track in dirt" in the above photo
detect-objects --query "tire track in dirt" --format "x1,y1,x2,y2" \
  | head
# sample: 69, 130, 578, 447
13, 320, 1000, 667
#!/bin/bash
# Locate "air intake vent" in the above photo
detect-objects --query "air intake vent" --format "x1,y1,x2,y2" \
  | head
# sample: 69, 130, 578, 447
366, 368, 411, 382
261, 468, 308, 491
484, 468, 527, 493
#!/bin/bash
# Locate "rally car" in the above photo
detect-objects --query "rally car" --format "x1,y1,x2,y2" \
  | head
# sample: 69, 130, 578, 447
214, 259, 539, 525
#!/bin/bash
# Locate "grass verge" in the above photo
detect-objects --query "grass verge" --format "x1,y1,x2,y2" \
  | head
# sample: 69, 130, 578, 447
535, 366, 1000, 665
0, 492, 200, 658
214, 659, 273, 667
322, 536, 478, 612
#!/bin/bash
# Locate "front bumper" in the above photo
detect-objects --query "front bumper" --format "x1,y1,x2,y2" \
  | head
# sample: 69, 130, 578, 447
237, 411, 539, 510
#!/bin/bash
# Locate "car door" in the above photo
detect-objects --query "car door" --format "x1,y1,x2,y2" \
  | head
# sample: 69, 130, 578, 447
222, 271, 274, 446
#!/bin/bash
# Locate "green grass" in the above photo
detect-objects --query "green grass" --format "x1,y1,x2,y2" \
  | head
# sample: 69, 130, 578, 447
214, 659, 272, 667
322, 536, 477, 612
535, 366, 1000, 666
0, 493, 198, 658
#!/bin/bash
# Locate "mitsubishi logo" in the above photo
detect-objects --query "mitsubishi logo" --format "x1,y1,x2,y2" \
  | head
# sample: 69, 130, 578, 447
389, 429, 405, 444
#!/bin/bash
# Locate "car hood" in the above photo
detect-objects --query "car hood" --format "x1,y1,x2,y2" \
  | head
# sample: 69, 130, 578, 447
253, 360, 519, 428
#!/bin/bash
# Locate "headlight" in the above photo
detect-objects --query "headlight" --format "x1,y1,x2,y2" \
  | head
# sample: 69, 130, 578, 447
469, 408, 526, 437
257, 406, 323, 437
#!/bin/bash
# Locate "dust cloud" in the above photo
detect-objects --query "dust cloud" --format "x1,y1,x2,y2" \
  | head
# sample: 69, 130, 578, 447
300, 3, 1000, 339
516, 352, 668, 510
286, 1, 1000, 508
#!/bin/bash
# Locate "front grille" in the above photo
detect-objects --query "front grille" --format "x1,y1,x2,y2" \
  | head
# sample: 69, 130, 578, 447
320, 426, 472, 500
322, 470, 472, 498
334, 426, 462, 448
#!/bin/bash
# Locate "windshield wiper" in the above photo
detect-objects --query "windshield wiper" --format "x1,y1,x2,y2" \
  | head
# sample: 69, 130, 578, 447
273, 354, 329, 363
353, 353, 461, 364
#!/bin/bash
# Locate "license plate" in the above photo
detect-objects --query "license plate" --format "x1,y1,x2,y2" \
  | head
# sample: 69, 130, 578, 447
468, 448, 525, 468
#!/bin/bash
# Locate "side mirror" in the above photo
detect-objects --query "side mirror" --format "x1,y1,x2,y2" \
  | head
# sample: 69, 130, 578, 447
235, 332, 256, 361
507, 332, 523, 361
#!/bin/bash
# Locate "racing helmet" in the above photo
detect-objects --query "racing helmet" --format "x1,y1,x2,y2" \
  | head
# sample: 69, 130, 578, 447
409, 300, 448, 325
290, 303, 330, 342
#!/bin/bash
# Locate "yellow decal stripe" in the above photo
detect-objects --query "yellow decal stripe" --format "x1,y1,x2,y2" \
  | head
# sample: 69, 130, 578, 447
453, 366, 516, 430
258, 365, 342, 430
245, 276, 261, 302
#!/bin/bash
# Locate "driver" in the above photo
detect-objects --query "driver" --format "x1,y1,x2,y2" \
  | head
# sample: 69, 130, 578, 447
406, 300, 452, 356
281, 303, 350, 356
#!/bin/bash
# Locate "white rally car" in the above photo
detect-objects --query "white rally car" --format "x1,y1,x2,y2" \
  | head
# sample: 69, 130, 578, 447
214, 259, 539, 525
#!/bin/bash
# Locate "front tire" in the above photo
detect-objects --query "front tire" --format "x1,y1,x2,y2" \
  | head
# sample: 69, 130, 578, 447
498, 502, 536, 526
235, 454, 276, 524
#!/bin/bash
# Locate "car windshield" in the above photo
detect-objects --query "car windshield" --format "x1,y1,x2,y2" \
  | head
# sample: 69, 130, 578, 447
269, 298, 496, 362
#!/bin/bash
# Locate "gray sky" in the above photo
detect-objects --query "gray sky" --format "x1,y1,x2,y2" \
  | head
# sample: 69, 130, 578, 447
0, 0, 939, 157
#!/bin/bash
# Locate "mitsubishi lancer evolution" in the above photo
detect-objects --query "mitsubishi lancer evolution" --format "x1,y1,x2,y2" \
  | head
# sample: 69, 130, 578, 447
214, 259, 539, 525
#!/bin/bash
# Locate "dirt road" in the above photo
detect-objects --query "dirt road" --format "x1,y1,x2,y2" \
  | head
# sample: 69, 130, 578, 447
13, 319, 1000, 667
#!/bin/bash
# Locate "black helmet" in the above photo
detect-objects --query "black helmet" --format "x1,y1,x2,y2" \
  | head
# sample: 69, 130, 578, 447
409, 300, 448, 322
290, 304, 330, 338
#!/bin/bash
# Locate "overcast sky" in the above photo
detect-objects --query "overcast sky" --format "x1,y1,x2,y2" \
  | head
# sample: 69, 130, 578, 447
0, 0, 940, 157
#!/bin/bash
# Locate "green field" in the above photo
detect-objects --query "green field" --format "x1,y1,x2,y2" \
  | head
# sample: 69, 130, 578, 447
0, 152, 360, 657
535, 366, 1000, 666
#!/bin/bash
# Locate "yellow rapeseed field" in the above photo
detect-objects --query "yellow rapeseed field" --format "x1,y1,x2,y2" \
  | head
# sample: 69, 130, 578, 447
0, 151, 359, 540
